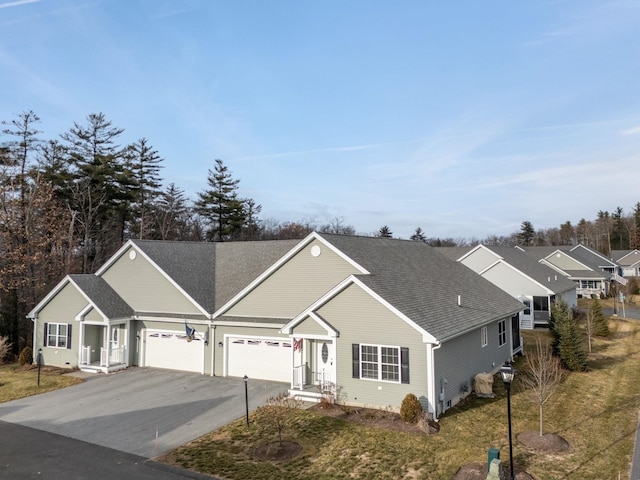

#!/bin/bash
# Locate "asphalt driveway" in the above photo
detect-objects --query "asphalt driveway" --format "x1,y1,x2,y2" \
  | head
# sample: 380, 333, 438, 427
0, 367, 288, 458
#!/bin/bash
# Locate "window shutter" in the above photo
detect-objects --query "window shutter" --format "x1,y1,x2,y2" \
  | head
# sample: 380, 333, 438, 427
67, 324, 72, 349
400, 347, 410, 384
352, 344, 360, 378
43, 323, 49, 347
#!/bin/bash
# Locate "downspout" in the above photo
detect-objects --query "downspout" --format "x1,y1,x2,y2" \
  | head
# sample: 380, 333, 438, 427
427, 341, 442, 421
210, 323, 216, 377
30, 314, 37, 365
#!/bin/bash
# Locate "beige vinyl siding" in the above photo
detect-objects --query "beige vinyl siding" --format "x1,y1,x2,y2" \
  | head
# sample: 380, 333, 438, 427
226, 240, 360, 319
101, 247, 202, 315
546, 252, 587, 271
294, 316, 329, 336
83, 324, 102, 364
316, 283, 429, 411
212, 324, 286, 376
84, 307, 103, 323
482, 262, 550, 297
434, 317, 511, 415
461, 247, 500, 272
36, 282, 86, 368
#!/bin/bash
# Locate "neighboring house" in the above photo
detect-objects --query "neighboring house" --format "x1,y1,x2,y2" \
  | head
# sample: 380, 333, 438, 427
611, 250, 640, 277
440, 245, 577, 331
28, 233, 523, 419
519, 245, 616, 298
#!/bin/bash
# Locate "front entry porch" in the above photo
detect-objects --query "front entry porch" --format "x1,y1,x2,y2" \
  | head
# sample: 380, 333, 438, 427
289, 338, 336, 403
79, 322, 129, 373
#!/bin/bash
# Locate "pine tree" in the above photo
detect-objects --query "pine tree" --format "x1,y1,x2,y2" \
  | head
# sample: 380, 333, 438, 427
410, 227, 426, 242
125, 138, 164, 239
590, 297, 610, 337
378, 225, 393, 238
195, 159, 247, 242
517, 221, 535, 246
550, 297, 587, 371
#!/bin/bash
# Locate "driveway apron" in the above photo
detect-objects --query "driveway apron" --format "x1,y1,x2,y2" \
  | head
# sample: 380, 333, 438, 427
0, 367, 288, 458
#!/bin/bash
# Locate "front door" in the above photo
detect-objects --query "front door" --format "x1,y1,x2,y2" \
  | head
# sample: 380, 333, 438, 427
315, 340, 334, 388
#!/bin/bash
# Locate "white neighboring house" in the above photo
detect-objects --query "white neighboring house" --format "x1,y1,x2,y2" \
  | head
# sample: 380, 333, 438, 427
439, 245, 577, 334
611, 250, 640, 278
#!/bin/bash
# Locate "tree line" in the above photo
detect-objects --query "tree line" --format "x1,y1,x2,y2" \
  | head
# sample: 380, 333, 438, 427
1, 110, 639, 355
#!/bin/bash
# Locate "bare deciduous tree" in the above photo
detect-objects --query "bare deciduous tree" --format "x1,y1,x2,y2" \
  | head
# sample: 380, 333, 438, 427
260, 392, 303, 448
519, 335, 566, 436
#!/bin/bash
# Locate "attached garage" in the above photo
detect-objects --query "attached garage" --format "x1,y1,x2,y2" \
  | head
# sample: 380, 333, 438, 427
143, 329, 205, 373
226, 336, 292, 382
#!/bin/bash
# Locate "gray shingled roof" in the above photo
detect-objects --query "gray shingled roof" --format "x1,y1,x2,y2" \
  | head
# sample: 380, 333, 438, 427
132, 239, 299, 313
568, 245, 616, 270
69, 275, 133, 319
435, 246, 473, 261
484, 246, 576, 294
612, 250, 640, 266
318, 234, 524, 342
213, 240, 300, 307
131, 240, 218, 312
520, 245, 611, 275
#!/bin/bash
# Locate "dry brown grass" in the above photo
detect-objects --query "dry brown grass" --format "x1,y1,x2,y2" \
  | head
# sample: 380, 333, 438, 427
161, 316, 640, 479
0, 364, 83, 403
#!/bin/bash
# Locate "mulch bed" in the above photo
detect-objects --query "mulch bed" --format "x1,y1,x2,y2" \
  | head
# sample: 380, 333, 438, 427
254, 440, 303, 461
517, 431, 571, 453
309, 403, 439, 435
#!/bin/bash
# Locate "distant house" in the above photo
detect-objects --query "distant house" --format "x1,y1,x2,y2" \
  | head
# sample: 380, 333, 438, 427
518, 245, 619, 298
611, 250, 640, 278
28, 233, 523, 419
439, 245, 576, 332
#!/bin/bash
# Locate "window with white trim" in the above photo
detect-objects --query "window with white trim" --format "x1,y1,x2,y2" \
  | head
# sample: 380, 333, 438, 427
45, 323, 70, 348
498, 320, 506, 347
353, 343, 409, 384
481, 326, 488, 347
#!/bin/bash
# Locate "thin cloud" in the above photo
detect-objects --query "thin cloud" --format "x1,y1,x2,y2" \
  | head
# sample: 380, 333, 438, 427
622, 125, 640, 135
0, 0, 42, 8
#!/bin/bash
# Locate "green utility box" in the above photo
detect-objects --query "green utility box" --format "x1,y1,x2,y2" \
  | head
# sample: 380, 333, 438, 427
487, 447, 500, 469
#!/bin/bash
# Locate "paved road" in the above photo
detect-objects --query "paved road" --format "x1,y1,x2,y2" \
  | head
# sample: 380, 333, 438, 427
0, 367, 288, 458
0, 420, 212, 480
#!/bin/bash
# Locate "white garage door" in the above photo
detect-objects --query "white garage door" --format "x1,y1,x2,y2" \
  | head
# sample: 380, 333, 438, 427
227, 336, 291, 382
144, 330, 204, 373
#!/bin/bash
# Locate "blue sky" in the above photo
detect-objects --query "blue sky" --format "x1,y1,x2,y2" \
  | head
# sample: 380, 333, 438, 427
2, 0, 640, 240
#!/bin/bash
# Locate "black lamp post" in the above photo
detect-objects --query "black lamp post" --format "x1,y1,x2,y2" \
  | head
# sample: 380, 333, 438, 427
243, 375, 249, 427
500, 362, 515, 480
37, 348, 43, 387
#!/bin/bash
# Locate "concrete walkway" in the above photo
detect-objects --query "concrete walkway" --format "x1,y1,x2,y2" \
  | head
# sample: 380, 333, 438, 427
0, 367, 288, 458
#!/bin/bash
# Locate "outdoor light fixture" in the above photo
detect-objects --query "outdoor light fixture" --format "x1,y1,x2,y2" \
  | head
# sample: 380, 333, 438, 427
218, 341, 223, 348
37, 348, 43, 387
243, 375, 249, 428
500, 362, 516, 480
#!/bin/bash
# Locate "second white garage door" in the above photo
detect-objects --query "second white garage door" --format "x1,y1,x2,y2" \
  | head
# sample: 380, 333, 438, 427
143, 330, 204, 373
226, 336, 291, 382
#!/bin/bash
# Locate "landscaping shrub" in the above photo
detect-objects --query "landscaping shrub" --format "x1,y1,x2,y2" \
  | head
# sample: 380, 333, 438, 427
590, 297, 610, 337
400, 393, 423, 423
0, 336, 11, 365
550, 297, 587, 371
19, 346, 33, 366
628, 277, 639, 296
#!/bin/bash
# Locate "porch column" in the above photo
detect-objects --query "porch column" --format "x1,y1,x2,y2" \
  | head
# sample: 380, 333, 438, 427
105, 324, 111, 367
124, 320, 130, 367
78, 320, 84, 364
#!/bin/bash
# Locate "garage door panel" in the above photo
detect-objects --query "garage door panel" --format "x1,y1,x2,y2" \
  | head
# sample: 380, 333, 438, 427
227, 337, 291, 382
144, 330, 204, 373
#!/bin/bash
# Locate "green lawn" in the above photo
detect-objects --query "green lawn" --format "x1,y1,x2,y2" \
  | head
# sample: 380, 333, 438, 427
0, 364, 83, 403
161, 317, 640, 480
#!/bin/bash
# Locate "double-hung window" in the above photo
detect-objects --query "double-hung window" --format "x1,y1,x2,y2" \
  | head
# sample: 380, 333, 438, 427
498, 320, 506, 347
481, 326, 488, 347
45, 323, 71, 348
353, 344, 409, 383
